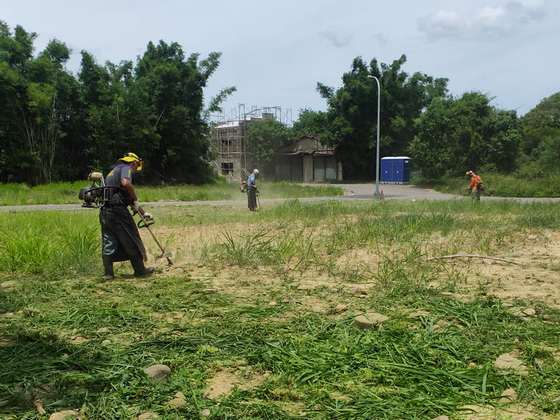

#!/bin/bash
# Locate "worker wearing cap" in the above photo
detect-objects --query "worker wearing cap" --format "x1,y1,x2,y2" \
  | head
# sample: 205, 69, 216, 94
247, 169, 259, 211
100, 153, 154, 280
466, 170, 483, 201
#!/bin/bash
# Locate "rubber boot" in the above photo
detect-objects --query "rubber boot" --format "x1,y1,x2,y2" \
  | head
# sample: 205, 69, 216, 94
102, 256, 114, 280
131, 256, 155, 278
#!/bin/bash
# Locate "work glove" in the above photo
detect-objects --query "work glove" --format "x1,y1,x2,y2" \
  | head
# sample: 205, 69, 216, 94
131, 201, 145, 216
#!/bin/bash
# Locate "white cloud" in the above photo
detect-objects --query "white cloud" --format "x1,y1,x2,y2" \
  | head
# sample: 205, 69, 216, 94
418, 0, 546, 40
319, 29, 352, 48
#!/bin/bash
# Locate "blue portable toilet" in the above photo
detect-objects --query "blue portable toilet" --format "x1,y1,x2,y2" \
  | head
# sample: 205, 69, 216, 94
380, 157, 411, 184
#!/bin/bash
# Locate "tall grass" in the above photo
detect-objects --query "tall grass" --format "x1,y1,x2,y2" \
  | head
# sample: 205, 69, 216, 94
418, 173, 560, 197
0, 181, 343, 206
211, 227, 316, 270
0, 212, 99, 276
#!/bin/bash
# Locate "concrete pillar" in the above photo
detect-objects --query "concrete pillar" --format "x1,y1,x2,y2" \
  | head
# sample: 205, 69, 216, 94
303, 155, 313, 183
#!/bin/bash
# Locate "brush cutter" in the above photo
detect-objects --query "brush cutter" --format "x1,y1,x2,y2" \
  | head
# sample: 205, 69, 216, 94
136, 212, 174, 266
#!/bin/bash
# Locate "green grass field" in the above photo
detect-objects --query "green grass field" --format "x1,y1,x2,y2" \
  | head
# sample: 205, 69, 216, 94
418, 173, 560, 198
0, 181, 343, 206
1, 200, 559, 419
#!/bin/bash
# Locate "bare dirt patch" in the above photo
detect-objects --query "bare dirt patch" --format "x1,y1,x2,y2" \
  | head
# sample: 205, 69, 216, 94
433, 231, 560, 308
204, 367, 269, 400
459, 403, 553, 419
335, 248, 380, 273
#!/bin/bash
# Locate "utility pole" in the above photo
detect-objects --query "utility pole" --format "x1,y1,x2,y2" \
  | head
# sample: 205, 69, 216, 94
368, 75, 381, 198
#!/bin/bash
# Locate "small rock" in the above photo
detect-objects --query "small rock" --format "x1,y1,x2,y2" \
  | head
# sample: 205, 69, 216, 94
333, 304, 348, 314
203, 288, 218, 294
268, 300, 277, 306
143, 364, 171, 381
69, 336, 88, 345
137, 412, 159, 420
467, 362, 477, 369
49, 410, 79, 420
351, 287, 368, 297
500, 388, 518, 403
0, 337, 15, 348
0, 281, 17, 290
329, 391, 351, 402
166, 391, 187, 409
354, 312, 389, 329
522, 308, 536, 317
494, 352, 528, 376
408, 310, 430, 319
201, 408, 211, 417
432, 320, 450, 332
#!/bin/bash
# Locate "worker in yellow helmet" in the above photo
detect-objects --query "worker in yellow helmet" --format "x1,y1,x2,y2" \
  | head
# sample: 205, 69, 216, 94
100, 153, 154, 280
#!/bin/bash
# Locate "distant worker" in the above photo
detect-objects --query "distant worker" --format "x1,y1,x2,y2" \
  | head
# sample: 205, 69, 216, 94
466, 170, 484, 201
247, 169, 259, 211
100, 152, 154, 280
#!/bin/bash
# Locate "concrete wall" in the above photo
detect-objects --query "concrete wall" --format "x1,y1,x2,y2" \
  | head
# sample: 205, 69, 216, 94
275, 155, 342, 183
276, 156, 303, 182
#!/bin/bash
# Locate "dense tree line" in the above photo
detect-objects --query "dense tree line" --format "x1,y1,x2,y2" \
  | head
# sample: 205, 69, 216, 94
2, 19, 557, 185
314, 55, 449, 179
0, 21, 234, 184
294, 55, 558, 180
410, 92, 520, 178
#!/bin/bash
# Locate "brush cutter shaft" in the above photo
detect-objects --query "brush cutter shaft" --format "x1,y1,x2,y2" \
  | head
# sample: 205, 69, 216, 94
136, 212, 173, 265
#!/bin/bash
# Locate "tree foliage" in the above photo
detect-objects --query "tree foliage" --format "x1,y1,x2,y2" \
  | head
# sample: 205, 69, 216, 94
410, 93, 520, 178
0, 21, 234, 184
246, 119, 291, 174
316, 55, 448, 179
517, 93, 560, 177
291, 109, 330, 140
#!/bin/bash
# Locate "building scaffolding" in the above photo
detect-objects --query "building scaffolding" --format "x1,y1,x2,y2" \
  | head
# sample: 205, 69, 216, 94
210, 104, 292, 181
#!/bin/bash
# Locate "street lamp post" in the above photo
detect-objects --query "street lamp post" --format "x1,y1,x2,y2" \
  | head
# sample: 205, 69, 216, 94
368, 75, 381, 198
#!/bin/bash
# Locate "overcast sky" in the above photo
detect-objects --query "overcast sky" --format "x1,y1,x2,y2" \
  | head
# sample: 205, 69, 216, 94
3, 0, 558, 119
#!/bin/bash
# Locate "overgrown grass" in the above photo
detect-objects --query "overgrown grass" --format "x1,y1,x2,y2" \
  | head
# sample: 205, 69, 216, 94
417, 173, 560, 197
1, 200, 559, 418
0, 212, 99, 276
0, 181, 343, 206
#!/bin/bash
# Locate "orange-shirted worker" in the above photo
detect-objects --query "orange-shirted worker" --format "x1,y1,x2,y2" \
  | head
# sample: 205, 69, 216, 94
466, 170, 483, 201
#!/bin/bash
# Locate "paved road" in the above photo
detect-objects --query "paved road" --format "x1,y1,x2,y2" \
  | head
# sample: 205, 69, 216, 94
0, 183, 557, 213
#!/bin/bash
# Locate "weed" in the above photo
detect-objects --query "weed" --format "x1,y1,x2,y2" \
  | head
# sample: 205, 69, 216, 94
1, 200, 559, 418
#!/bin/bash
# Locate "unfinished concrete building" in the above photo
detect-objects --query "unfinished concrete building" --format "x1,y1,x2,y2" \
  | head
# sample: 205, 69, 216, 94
211, 120, 248, 181
210, 106, 341, 183
210, 106, 282, 181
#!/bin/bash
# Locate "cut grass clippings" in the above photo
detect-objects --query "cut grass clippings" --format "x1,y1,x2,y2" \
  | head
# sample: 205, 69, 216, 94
1, 199, 559, 418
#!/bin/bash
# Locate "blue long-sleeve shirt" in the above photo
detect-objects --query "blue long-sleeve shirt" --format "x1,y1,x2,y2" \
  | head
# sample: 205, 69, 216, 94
247, 174, 256, 188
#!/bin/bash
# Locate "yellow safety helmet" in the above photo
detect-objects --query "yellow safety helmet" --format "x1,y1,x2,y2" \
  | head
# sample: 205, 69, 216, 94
119, 152, 143, 171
